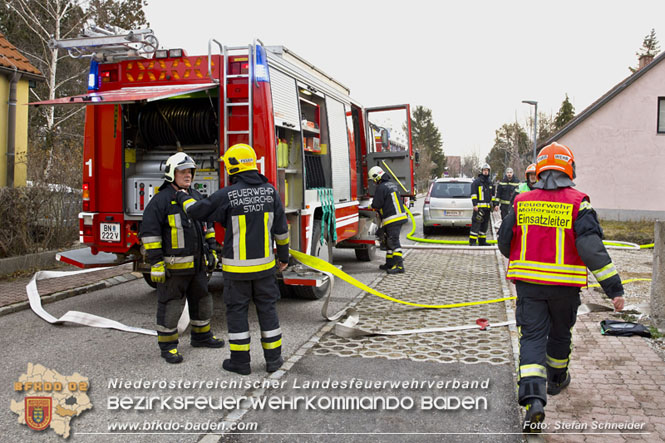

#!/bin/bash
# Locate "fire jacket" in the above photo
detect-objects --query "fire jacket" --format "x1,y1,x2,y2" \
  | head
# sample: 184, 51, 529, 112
498, 187, 624, 298
177, 171, 289, 281
371, 176, 407, 226
140, 183, 213, 275
471, 174, 495, 209
495, 175, 520, 205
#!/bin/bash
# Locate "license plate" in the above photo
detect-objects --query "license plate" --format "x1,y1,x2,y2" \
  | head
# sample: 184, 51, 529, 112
444, 210, 461, 216
100, 223, 121, 242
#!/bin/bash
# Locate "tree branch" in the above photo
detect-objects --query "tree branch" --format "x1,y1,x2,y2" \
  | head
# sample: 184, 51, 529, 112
54, 106, 86, 127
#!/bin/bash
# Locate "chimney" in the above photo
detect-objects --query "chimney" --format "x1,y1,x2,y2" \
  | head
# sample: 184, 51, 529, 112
639, 54, 655, 70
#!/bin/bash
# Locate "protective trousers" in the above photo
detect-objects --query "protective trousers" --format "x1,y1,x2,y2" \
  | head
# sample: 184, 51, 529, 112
515, 281, 581, 406
469, 208, 490, 245
223, 276, 282, 364
500, 203, 511, 220
156, 268, 213, 352
385, 223, 404, 270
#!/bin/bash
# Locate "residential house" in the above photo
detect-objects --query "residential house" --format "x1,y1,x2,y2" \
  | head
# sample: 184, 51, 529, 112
0, 32, 42, 187
542, 52, 665, 221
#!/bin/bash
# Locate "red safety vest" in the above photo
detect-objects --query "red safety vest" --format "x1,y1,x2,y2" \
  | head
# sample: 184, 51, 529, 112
506, 187, 588, 287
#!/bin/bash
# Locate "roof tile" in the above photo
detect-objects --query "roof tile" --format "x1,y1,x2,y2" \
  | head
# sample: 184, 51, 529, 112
0, 32, 42, 76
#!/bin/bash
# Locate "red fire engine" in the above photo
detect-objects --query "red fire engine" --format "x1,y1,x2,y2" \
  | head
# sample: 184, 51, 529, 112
33, 28, 415, 299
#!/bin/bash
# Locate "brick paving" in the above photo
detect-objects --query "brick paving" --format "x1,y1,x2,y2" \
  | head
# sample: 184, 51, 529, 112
541, 286, 665, 442
0, 263, 135, 310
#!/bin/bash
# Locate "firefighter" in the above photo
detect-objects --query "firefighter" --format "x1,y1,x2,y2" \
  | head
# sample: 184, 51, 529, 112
497, 143, 625, 433
140, 152, 224, 364
517, 163, 538, 194
469, 163, 496, 246
510, 163, 537, 206
369, 166, 407, 274
496, 167, 520, 219
176, 144, 289, 375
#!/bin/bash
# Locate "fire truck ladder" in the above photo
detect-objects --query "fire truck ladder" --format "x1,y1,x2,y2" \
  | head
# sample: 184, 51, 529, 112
208, 39, 256, 150
49, 26, 158, 62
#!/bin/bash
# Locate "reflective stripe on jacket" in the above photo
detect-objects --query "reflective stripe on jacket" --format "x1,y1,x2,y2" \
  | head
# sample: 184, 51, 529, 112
139, 183, 210, 275
506, 187, 588, 287
371, 177, 407, 227
180, 171, 289, 280
470, 174, 495, 209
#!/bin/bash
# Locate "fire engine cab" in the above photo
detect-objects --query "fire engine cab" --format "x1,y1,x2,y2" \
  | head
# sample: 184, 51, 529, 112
32, 28, 415, 299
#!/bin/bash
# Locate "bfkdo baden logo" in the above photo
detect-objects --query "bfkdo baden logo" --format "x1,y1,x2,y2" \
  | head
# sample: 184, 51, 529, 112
11, 363, 92, 439
25, 397, 52, 431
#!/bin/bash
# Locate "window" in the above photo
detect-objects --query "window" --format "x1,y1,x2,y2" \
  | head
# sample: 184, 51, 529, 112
658, 97, 665, 133
430, 182, 471, 199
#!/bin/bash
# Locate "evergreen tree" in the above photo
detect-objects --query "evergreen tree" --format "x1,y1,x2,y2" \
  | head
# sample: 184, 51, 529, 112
410, 106, 446, 178
629, 28, 660, 73
554, 94, 575, 130
638, 28, 660, 57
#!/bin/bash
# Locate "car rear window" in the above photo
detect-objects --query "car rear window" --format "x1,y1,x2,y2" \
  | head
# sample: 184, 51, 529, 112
430, 182, 471, 198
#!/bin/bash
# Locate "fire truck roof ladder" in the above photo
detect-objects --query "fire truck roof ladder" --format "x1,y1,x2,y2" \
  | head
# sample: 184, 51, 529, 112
209, 39, 255, 150
49, 26, 158, 62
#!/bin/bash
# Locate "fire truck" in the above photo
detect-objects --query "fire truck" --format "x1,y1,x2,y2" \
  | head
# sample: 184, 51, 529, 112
33, 28, 415, 299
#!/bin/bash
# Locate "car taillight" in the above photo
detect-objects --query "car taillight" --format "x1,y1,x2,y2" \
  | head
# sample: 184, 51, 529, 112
424, 196, 431, 205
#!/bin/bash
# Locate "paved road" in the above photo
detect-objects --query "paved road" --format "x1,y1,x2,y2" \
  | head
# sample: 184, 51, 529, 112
3, 200, 523, 442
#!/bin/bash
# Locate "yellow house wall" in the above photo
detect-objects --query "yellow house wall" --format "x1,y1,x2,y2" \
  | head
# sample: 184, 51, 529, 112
0, 75, 7, 187
0, 74, 31, 187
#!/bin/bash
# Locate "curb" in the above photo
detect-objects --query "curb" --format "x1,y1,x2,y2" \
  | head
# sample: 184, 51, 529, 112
0, 272, 141, 318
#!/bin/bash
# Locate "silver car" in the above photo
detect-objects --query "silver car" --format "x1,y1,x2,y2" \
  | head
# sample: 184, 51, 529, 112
422, 178, 473, 234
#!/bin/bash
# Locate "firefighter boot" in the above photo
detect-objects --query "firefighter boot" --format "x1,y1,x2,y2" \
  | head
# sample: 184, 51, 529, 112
190, 323, 225, 348
523, 399, 545, 433
547, 371, 571, 396
478, 234, 488, 246
262, 332, 283, 373
386, 256, 405, 274
469, 235, 477, 246
223, 350, 251, 375
379, 254, 394, 270
158, 332, 183, 364
266, 356, 284, 373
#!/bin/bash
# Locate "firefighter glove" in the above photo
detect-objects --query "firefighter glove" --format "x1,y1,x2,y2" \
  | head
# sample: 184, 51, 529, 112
151, 261, 166, 283
205, 250, 219, 272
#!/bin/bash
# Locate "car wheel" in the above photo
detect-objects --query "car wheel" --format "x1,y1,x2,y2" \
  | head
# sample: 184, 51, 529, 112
355, 245, 377, 262
143, 273, 158, 289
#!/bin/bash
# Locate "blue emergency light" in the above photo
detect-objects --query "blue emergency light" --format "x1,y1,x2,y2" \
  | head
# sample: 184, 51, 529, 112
88, 60, 100, 91
254, 45, 270, 83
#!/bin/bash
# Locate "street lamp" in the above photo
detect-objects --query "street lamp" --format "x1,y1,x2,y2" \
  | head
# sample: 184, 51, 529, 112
522, 100, 538, 163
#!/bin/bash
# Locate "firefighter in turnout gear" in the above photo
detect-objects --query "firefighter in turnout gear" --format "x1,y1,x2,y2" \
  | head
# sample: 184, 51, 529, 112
498, 143, 625, 433
496, 167, 520, 219
369, 166, 407, 274
517, 163, 538, 195
469, 163, 496, 245
510, 163, 538, 206
140, 152, 224, 364
176, 144, 289, 375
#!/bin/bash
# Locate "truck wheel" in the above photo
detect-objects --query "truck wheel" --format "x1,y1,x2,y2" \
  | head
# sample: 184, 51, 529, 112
355, 245, 376, 262
143, 273, 158, 289
292, 220, 332, 300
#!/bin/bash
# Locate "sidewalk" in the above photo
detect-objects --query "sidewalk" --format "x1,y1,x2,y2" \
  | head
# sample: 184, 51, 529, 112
0, 263, 139, 316
542, 286, 665, 442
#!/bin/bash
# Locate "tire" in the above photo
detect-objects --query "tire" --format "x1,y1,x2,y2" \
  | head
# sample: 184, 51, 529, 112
423, 225, 435, 236
143, 273, 158, 289
355, 245, 377, 262
292, 220, 332, 300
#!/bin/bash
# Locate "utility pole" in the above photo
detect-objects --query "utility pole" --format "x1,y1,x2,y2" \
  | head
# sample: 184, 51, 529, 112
522, 100, 538, 163
651, 221, 665, 328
